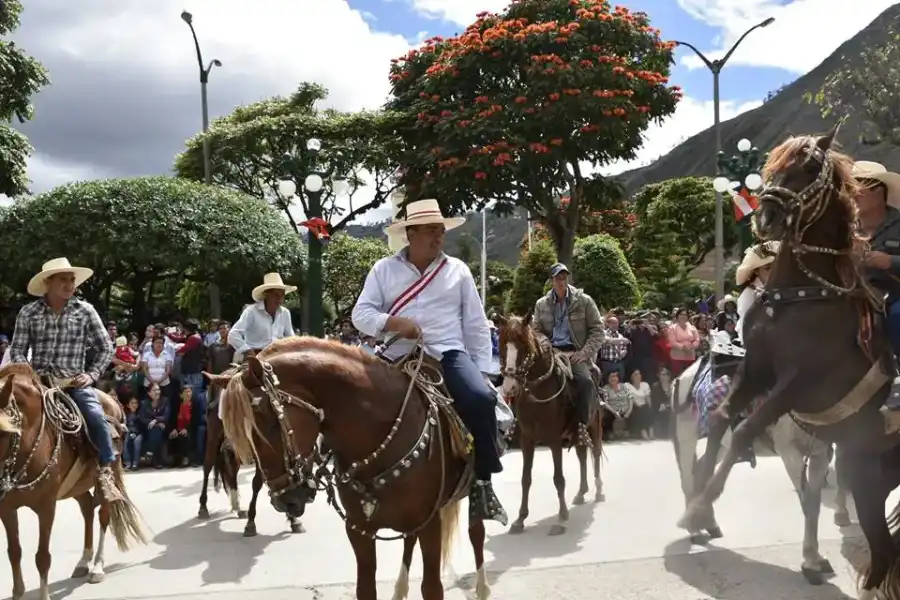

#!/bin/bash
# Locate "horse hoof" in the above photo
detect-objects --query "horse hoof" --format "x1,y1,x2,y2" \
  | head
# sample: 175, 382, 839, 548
290, 521, 306, 534
237, 509, 248, 519
573, 494, 586, 506
88, 571, 105, 584
71, 566, 90, 578
819, 558, 834, 574
509, 521, 525, 535
689, 533, 708, 545
197, 506, 210, 519
834, 512, 851, 527
801, 566, 824, 585
548, 524, 566, 536
706, 526, 723, 539
243, 523, 257, 537
595, 492, 605, 503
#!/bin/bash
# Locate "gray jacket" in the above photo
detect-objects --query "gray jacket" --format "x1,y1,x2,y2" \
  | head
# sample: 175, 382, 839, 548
532, 285, 605, 360
866, 206, 900, 300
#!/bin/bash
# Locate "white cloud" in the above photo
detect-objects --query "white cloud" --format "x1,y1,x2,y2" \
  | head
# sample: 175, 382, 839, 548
26, 154, 110, 193
408, 0, 509, 25
599, 96, 762, 175
676, 0, 896, 73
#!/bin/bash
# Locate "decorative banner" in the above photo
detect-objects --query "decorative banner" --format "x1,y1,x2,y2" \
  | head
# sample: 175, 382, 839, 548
299, 217, 331, 243
730, 187, 759, 221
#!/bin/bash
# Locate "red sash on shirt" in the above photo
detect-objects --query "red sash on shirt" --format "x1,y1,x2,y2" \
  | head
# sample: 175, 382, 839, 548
388, 258, 449, 316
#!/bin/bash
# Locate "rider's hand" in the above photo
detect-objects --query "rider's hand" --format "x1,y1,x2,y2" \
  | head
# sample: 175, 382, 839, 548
149, 419, 157, 428
72, 373, 92, 388
570, 351, 586, 364
865, 251, 892, 270
390, 317, 422, 340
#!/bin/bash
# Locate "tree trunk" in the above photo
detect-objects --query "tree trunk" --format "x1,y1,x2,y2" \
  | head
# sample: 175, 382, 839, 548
208, 283, 222, 319
128, 274, 149, 332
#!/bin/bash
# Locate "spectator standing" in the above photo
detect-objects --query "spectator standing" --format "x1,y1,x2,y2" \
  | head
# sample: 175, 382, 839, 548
666, 309, 700, 376
597, 315, 629, 381
177, 319, 205, 396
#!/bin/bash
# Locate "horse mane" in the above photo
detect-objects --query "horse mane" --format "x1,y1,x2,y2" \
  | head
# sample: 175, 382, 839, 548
221, 335, 399, 463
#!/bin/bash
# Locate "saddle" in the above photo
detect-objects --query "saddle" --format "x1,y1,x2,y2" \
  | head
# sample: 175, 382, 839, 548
39, 376, 125, 451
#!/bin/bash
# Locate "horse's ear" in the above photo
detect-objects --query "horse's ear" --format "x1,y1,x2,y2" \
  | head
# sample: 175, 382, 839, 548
524, 310, 533, 327
0, 374, 14, 410
493, 313, 507, 326
245, 357, 265, 386
817, 126, 838, 151
202, 371, 232, 391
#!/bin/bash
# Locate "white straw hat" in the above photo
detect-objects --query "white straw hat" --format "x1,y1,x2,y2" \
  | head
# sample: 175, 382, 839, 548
852, 161, 900, 210
383, 199, 465, 236
27, 257, 93, 297
735, 241, 781, 287
251, 273, 297, 302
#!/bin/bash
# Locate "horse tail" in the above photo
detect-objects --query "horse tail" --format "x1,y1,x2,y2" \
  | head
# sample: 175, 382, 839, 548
108, 459, 150, 552
215, 440, 240, 494
439, 500, 461, 568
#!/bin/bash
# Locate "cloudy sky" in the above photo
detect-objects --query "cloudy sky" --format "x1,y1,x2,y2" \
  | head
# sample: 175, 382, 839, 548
11, 0, 897, 222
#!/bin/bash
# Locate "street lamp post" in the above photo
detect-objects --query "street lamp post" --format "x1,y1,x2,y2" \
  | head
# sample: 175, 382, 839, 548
181, 10, 221, 185
674, 16, 774, 300
278, 139, 347, 338
713, 138, 766, 253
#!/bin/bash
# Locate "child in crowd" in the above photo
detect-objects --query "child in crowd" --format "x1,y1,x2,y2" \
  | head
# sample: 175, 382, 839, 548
123, 397, 143, 470
141, 384, 170, 468
168, 386, 193, 467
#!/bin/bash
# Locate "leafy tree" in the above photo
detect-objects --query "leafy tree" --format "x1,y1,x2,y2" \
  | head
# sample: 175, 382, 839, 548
455, 232, 479, 265
630, 176, 740, 268
485, 260, 515, 315
807, 24, 900, 145
323, 234, 392, 319
571, 234, 641, 309
0, 0, 50, 197
175, 83, 403, 233
387, 0, 681, 264
0, 177, 305, 328
505, 239, 557, 315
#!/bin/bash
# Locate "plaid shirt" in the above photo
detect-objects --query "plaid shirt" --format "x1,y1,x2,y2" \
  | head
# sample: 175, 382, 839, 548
598, 329, 629, 362
10, 298, 114, 381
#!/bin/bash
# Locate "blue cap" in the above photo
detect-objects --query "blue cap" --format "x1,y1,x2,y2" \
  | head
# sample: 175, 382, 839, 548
549, 263, 569, 277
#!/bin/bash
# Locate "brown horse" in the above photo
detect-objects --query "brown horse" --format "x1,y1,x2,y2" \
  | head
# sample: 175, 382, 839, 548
197, 385, 305, 536
0, 364, 147, 600
494, 314, 604, 536
679, 130, 900, 599
213, 336, 492, 600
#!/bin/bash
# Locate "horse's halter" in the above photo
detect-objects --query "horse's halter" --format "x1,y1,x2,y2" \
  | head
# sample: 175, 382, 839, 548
502, 337, 565, 403
758, 143, 856, 294
248, 362, 326, 500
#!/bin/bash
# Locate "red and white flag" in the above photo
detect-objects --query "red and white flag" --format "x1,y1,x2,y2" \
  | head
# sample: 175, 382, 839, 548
731, 187, 759, 221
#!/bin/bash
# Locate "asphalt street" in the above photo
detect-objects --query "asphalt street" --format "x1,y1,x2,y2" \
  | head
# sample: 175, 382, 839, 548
2, 440, 876, 599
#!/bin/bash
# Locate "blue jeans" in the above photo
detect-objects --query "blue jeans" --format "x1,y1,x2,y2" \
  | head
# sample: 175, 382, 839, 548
145, 427, 167, 465
440, 350, 503, 480
888, 300, 900, 356
123, 434, 143, 467
70, 387, 117, 465
191, 392, 207, 463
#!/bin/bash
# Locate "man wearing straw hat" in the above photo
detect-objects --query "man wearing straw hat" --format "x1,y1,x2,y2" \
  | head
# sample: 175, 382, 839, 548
219, 273, 297, 419
353, 199, 507, 526
9, 257, 122, 501
853, 161, 900, 408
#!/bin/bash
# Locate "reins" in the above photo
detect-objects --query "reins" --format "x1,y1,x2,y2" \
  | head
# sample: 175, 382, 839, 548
504, 342, 567, 404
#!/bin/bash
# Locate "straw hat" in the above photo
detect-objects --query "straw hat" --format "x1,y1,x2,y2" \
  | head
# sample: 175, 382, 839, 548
735, 241, 781, 287
383, 199, 465, 236
115, 336, 128, 348
716, 294, 737, 311
27, 257, 93, 297
251, 273, 297, 302
852, 161, 900, 210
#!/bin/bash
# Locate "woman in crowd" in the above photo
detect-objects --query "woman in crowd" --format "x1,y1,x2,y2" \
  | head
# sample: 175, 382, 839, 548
168, 385, 193, 467
692, 314, 712, 357
602, 371, 634, 440
141, 383, 170, 469
142, 336, 174, 403
666, 308, 700, 376
650, 367, 672, 439
624, 369, 653, 439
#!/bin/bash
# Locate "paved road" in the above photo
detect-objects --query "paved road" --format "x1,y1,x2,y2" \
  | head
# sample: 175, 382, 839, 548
4, 440, 874, 599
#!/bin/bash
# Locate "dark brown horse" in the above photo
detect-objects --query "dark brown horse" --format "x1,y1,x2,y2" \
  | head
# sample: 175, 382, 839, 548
0, 364, 147, 600
197, 384, 305, 536
679, 131, 900, 599
494, 314, 604, 536
213, 336, 491, 600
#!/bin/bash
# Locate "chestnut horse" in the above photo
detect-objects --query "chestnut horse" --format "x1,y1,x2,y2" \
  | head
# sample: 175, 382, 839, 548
0, 364, 147, 600
214, 337, 491, 600
679, 130, 900, 600
198, 384, 305, 536
494, 314, 604, 536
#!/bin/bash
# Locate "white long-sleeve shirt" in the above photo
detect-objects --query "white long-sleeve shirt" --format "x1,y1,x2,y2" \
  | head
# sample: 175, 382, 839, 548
229, 301, 295, 359
352, 250, 492, 373
736, 284, 759, 343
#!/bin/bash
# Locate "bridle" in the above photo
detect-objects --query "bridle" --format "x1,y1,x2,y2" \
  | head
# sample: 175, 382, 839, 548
502, 338, 566, 403
757, 143, 859, 295
246, 362, 325, 501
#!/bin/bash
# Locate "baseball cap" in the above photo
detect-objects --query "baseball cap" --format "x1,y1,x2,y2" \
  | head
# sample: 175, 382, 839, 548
549, 263, 570, 277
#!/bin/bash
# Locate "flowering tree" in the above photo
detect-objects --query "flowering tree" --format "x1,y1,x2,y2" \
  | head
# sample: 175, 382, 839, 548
387, 0, 680, 264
